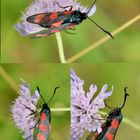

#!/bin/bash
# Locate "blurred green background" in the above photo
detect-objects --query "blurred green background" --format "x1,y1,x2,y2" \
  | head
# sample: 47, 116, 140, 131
1, 0, 140, 63
71, 64, 140, 140
0, 64, 70, 140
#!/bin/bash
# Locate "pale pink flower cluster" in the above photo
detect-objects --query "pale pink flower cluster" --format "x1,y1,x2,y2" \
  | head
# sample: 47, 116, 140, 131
11, 80, 40, 140
71, 69, 114, 140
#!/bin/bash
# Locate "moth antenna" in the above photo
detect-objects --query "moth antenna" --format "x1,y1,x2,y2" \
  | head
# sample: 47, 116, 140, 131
56, 2, 73, 10
37, 86, 47, 104
105, 101, 113, 110
47, 87, 60, 104
87, 17, 114, 39
120, 87, 129, 109
87, 0, 97, 15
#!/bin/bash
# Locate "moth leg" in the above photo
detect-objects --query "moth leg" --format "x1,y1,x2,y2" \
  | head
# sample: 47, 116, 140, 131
30, 118, 40, 130
86, 132, 94, 140
24, 105, 36, 114
92, 116, 106, 121
105, 101, 114, 110
34, 100, 42, 109
78, 7, 80, 11
24, 105, 39, 119
68, 26, 76, 31
64, 29, 76, 35
64, 26, 76, 34
56, 2, 73, 11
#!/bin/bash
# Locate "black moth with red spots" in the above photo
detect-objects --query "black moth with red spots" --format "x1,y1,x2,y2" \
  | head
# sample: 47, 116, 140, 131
26, 0, 113, 38
35, 87, 59, 140
87, 87, 129, 140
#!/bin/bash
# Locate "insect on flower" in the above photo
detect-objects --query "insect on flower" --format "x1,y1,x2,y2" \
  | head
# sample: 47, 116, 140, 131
25, 0, 113, 38
86, 87, 129, 140
70, 69, 114, 140
11, 80, 59, 140
11, 80, 40, 140
34, 86, 59, 140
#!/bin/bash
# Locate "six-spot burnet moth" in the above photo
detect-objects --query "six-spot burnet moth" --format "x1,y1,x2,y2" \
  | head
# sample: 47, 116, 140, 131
86, 87, 129, 140
34, 86, 59, 140
26, 0, 113, 38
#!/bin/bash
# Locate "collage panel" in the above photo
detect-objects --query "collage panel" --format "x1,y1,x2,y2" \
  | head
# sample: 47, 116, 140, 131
1, 0, 139, 63
0, 64, 70, 140
70, 64, 140, 140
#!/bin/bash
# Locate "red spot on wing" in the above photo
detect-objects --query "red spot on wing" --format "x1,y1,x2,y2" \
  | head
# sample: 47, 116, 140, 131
51, 21, 63, 28
106, 132, 114, 140
40, 112, 47, 121
64, 10, 74, 15
51, 30, 60, 33
111, 119, 119, 129
35, 14, 45, 23
104, 120, 119, 140
37, 133, 45, 140
39, 124, 48, 132
50, 13, 58, 20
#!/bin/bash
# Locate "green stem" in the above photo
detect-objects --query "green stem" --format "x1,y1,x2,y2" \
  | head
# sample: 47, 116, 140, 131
55, 32, 66, 63
0, 66, 18, 93
51, 107, 70, 112
123, 118, 140, 131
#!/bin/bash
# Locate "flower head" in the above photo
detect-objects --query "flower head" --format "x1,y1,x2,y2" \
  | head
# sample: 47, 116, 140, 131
71, 69, 114, 140
16, 0, 96, 36
11, 79, 40, 140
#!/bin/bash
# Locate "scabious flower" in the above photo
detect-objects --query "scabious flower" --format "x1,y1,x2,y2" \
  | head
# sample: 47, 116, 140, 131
71, 69, 114, 140
11, 79, 40, 140
16, 0, 96, 36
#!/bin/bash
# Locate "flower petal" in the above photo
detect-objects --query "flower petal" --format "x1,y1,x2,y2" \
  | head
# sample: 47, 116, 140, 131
71, 69, 113, 140
11, 80, 40, 140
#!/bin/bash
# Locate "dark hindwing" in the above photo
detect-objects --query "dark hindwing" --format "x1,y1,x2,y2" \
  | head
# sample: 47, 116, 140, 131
26, 13, 51, 28
101, 119, 120, 140
95, 124, 110, 140
30, 22, 76, 38
86, 121, 110, 140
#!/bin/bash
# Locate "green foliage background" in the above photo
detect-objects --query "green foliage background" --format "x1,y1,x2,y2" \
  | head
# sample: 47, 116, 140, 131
1, 0, 140, 62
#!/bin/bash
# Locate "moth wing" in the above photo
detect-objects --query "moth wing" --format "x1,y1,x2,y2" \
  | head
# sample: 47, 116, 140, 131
30, 22, 76, 38
34, 113, 51, 140
86, 123, 109, 140
26, 13, 50, 24
26, 11, 74, 28
101, 119, 120, 140
30, 31, 49, 38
